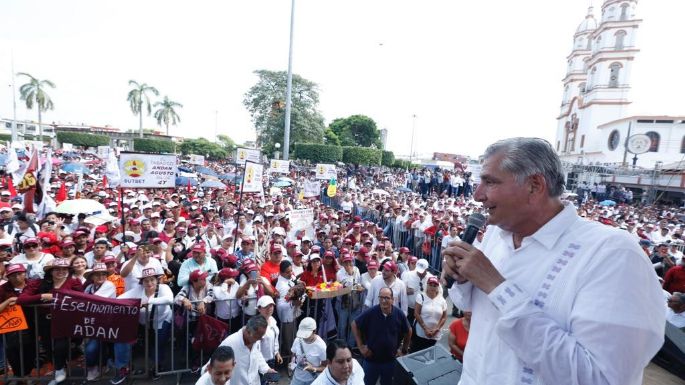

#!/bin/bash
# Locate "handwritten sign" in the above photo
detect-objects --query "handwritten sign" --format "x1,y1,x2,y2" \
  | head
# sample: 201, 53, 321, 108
0, 304, 28, 334
51, 289, 141, 343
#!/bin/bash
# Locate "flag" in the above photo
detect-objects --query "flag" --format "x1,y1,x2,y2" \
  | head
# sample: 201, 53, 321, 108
20, 148, 40, 214
56, 182, 67, 202
104, 149, 120, 188
102, 175, 108, 189
5, 148, 20, 184
187, 179, 191, 194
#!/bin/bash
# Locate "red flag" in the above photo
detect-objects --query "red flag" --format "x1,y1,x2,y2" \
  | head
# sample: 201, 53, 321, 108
102, 175, 108, 189
21, 149, 40, 214
7, 177, 16, 198
187, 179, 192, 194
56, 182, 67, 202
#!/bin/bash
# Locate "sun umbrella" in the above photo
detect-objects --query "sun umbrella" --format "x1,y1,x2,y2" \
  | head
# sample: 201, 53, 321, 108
176, 176, 198, 187
200, 180, 226, 189
195, 166, 218, 177
56, 199, 107, 215
273, 181, 291, 187
599, 200, 616, 206
371, 188, 390, 196
61, 162, 90, 174
277, 176, 295, 184
396, 187, 412, 193
177, 166, 194, 173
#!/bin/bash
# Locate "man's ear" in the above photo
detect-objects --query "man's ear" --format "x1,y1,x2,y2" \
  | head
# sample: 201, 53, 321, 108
527, 174, 547, 196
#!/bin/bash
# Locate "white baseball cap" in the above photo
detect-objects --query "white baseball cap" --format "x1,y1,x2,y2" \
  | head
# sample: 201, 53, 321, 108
296, 317, 316, 338
416, 259, 429, 274
257, 296, 275, 308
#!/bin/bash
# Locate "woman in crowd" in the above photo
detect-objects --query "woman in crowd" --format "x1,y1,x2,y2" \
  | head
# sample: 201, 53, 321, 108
257, 296, 282, 373
412, 276, 447, 352
174, 269, 210, 372
205, 267, 242, 334
447, 311, 471, 361
300, 255, 324, 287
236, 261, 275, 320
0, 264, 36, 378
10, 237, 55, 280
18, 258, 83, 384
290, 317, 327, 385
321, 251, 339, 283
60, 239, 77, 260
104, 255, 126, 296
83, 263, 117, 381
70, 255, 88, 284
112, 266, 173, 384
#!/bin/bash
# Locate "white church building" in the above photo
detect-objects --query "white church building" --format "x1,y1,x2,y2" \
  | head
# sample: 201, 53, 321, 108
555, 0, 685, 169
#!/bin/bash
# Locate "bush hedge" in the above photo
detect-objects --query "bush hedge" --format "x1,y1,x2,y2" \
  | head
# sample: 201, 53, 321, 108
392, 159, 420, 169
133, 138, 176, 154
381, 150, 395, 167
342, 146, 382, 166
0, 134, 11, 143
56, 131, 110, 147
293, 143, 343, 163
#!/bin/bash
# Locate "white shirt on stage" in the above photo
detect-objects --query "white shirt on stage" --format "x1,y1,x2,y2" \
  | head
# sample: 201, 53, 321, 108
448, 203, 665, 385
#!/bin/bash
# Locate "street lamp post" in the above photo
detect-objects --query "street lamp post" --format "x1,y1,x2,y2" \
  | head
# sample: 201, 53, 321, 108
409, 114, 416, 162
274, 143, 281, 160
282, 0, 296, 160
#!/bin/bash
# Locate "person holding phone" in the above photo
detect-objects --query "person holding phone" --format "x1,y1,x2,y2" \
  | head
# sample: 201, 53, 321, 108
236, 262, 275, 319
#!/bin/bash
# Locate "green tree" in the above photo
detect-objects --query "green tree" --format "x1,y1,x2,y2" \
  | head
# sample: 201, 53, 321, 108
217, 134, 236, 153
328, 114, 381, 147
153, 96, 182, 136
17, 72, 55, 141
323, 127, 341, 146
127, 80, 159, 138
179, 138, 228, 160
243, 70, 325, 156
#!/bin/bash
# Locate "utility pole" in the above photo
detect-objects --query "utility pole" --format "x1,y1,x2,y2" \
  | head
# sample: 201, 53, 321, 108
409, 114, 416, 162
282, 0, 296, 160
10, 51, 17, 143
214, 110, 218, 143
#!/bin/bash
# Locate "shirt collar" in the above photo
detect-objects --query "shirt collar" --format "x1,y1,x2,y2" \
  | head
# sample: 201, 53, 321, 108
497, 202, 578, 251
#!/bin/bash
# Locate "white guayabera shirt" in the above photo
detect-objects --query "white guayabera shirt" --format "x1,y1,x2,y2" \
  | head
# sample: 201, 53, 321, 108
449, 203, 665, 385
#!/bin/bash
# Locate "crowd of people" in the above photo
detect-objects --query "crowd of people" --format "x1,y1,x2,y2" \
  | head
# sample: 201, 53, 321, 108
0, 140, 680, 385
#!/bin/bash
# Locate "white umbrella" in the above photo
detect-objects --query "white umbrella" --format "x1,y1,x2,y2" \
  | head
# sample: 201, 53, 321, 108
371, 188, 390, 196
56, 199, 107, 215
84, 212, 119, 226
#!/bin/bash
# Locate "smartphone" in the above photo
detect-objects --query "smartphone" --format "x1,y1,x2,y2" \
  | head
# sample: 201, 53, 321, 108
249, 271, 257, 280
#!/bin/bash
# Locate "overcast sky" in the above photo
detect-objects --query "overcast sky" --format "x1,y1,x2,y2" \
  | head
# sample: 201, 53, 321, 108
0, 0, 683, 158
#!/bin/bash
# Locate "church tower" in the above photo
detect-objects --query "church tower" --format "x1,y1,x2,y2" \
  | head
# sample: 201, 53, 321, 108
556, 0, 641, 164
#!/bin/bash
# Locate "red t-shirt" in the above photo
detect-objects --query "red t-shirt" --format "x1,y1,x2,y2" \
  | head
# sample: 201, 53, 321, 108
449, 318, 470, 361
300, 270, 324, 287
260, 261, 281, 284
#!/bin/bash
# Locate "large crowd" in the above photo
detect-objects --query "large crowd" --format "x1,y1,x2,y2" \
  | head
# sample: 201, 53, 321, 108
0, 145, 681, 385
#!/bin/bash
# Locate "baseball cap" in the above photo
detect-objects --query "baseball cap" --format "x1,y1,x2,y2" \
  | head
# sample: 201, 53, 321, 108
257, 296, 275, 308
5, 264, 26, 276
383, 260, 398, 273
189, 269, 209, 282
367, 260, 379, 270
416, 259, 429, 274
296, 317, 316, 338
427, 276, 440, 286
341, 254, 354, 263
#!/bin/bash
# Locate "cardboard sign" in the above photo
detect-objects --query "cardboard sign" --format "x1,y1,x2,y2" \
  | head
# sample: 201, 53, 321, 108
119, 153, 177, 188
242, 161, 264, 193
0, 304, 28, 334
269, 160, 290, 174
315, 164, 337, 180
97, 146, 112, 159
287, 208, 315, 240
235, 148, 261, 166
189, 154, 205, 166
303, 180, 321, 198
51, 289, 142, 343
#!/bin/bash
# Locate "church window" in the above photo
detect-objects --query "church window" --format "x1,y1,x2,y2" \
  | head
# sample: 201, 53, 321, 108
609, 63, 622, 88
646, 131, 660, 152
608, 130, 620, 151
615, 30, 627, 49
620, 4, 630, 21
588, 67, 597, 90
595, 36, 602, 52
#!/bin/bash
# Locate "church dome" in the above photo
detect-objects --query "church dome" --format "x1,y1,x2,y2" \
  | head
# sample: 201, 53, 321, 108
576, 6, 598, 33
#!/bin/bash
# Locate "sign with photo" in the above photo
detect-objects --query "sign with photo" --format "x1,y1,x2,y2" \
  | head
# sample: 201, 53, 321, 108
236, 148, 261, 166
269, 160, 290, 174
119, 153, 177, 188
315, 164, 337, 180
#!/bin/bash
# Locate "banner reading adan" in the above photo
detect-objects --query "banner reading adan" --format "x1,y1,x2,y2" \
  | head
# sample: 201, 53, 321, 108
119, 153, 177, 188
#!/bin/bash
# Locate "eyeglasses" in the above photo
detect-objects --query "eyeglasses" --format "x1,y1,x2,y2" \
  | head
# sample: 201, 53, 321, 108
378, 296, 392, 301
24, 244, 38, 249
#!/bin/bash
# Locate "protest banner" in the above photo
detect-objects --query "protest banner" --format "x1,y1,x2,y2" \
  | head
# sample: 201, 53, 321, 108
0, 304, 28, 334
303, 180, 321, 198
287, 208, 315, 240
97, 146, 111, 159
242, 161, 264, 193
119, 153, 176, 188
315, 164, 337, 180
62, 143, 73, 151
51, 289, 142, 343
189, 154, 205, 166
235, 148, 261, 166
269, 160, 290, 174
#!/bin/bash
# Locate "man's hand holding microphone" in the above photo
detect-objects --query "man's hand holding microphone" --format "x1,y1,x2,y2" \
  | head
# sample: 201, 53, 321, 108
441, 213, 505, 295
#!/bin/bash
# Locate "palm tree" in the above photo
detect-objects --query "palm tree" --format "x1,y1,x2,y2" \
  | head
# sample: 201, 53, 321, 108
153, 96, 183, 136
17, 73, 55, 141
127, 80, 159, 138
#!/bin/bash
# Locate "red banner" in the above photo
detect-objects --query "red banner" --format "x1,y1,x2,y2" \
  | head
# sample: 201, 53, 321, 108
51, 289, 141, 343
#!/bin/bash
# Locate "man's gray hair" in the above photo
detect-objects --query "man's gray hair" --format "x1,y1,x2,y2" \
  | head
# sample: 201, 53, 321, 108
483, 137, 566, 197
245, 314, 268, 332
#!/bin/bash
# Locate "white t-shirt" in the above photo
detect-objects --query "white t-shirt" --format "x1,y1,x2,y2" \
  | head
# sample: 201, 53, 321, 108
121, 257, 164, 292
311, 360, 364, 385
207, 282, 241, 319
85, 280, 117, 298
415, 293, 447, 340
195, 371, 230, 385
260, 316, 280, 361
291, 336, 327, 383
10, 252, 55, 280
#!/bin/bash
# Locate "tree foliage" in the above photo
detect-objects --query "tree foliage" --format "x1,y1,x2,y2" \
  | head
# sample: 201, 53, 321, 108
179, 138, 228, 160
381, 150, 395, 167
17, 72, 55, 141
133, 138, 176, 153
329, 115, 381, 147
56, 132, 110, 148
293, 143, 343, 163
216, 135, 236, 153
153, 96, 182, 136
243, 70, 325, 155
342, 146, 382, 166
127, 80, 159, 138
323, 128, 341, 146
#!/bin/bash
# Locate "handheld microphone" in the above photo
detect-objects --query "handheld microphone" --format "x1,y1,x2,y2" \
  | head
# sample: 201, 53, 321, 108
444, 212, 486, 287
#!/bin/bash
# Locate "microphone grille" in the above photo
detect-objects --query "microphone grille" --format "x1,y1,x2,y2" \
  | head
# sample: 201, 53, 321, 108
467, 213, 487, 229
